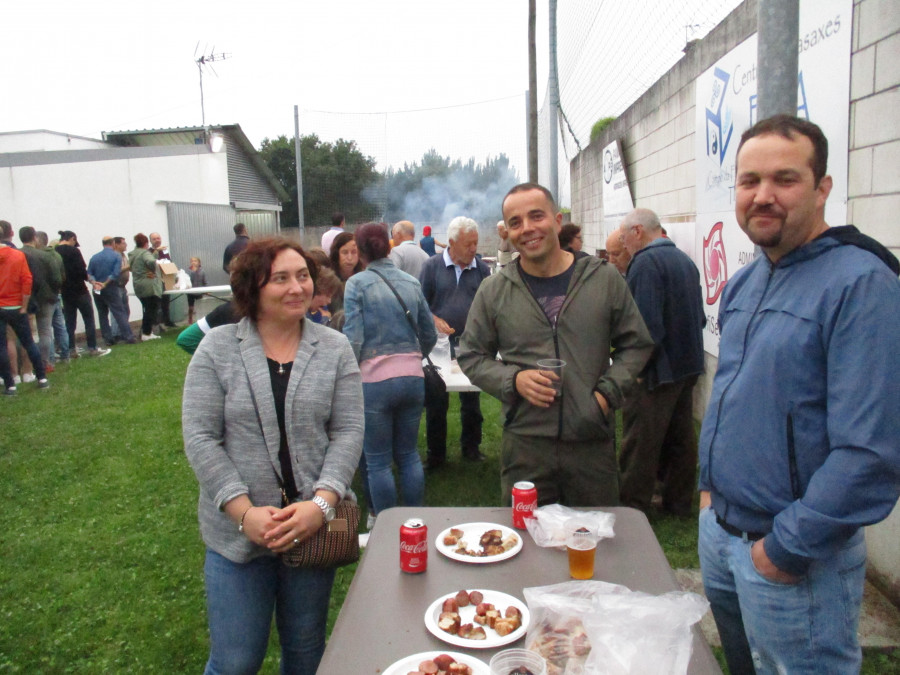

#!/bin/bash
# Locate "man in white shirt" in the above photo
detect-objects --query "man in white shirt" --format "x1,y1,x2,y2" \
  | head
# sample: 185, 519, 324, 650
321, 212, 345, 254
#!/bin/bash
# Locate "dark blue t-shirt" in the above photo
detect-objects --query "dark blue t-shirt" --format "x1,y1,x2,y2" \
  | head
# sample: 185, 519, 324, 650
519, 262, 574, 328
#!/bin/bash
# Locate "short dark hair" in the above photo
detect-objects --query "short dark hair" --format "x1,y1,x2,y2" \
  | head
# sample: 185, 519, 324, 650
113, 236, 127, 246
18, 226, 36, 244
305, 246, 331, 270
134, 233, 149, 248
332, 212, 345, 227
234, 223, 247, 235
558, 223, 581, 250
502, 182, 558, 215
737, 114, 828, 186
314, 267, 342, 297
231, 237, 318, 321
355, 223, 391, 262
0, 220, 13, 240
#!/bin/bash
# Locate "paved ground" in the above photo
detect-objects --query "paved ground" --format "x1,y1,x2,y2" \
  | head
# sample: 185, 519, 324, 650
676, 569, 900, 649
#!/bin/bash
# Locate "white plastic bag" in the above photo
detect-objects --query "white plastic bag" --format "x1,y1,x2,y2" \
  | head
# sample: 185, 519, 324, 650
523, 580, 709, 675
582, 585, 709, 675
525, 504, 615, 550
174, 268, 192, 291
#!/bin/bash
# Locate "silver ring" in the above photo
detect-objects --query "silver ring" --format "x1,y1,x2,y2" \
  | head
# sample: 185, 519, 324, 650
293, 538, 300, 545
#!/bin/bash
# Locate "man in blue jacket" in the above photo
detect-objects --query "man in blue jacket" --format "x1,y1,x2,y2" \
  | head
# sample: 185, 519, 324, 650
419, 216, 490, 469
619, 208, 705, 517
698, 115, 900, 675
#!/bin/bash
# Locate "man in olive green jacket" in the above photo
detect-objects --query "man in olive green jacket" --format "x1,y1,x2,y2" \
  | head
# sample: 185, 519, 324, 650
459, 183, 652, 506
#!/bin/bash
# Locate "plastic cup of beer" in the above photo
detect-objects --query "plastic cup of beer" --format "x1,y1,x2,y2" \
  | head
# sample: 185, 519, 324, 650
565, 517, 598, 580
536, 359, 565, 398
489, 648, 548, 675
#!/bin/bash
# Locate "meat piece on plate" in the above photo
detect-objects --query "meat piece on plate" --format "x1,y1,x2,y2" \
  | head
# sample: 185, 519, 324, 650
432, 654, 456, 671
438, 611, 461, 634
455, 589, 471, 607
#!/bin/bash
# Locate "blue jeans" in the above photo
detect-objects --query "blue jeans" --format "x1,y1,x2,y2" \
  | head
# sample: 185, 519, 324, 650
363, 376, 425, 514
203, 549, 335, 675
94, 284, 134, 344
0, 308, 46, 387
50, 297, 69, 360
698, 506, 866, 675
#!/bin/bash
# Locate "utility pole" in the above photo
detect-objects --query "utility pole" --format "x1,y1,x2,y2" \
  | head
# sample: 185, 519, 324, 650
548, 0, 559, 199
294, 106, 305, 235
757, 0, 799, 119
528, 0, 538, 183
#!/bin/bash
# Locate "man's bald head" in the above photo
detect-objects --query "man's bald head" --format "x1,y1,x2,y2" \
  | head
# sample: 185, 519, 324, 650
393, 220, 415, 242
605, 227, 632, 275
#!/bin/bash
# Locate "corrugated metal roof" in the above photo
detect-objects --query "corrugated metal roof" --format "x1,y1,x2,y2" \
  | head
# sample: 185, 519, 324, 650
103, 124, 290, 203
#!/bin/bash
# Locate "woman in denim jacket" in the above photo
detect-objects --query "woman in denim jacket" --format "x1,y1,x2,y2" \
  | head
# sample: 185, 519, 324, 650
343, 223, 437, 517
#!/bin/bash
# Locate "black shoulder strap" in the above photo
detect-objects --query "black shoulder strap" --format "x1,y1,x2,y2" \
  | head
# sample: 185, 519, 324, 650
367, 267, 436, 367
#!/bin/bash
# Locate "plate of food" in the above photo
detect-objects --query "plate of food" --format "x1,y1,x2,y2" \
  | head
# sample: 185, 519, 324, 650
435, 522, 523, 563
382, 650, 489, 675
424, 588, 530, 649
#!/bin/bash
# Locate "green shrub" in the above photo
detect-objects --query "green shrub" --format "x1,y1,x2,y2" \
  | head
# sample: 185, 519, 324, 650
590, 116, 617, 144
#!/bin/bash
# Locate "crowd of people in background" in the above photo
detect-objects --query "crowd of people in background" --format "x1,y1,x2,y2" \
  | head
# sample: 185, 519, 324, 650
0, 221, 207, 394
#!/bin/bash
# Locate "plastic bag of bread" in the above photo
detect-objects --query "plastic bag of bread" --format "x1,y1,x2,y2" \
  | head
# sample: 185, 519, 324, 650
523, 580, 708, 675
524, 504, 615, 551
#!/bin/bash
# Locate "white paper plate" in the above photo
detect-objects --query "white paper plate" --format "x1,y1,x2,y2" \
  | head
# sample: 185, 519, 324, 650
435, 522, 523, 564
424, 588, 530, 649
382, 650, 490, 675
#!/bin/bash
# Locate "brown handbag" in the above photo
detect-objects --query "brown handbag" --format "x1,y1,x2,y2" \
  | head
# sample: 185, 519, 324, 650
279, 496, 360, 569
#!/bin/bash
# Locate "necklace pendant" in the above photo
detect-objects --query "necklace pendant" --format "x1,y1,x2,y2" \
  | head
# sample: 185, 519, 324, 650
278, 363, 284, 375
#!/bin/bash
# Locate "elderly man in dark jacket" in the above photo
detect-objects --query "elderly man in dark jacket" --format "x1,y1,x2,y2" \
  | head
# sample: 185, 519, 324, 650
618, 207, 705, 517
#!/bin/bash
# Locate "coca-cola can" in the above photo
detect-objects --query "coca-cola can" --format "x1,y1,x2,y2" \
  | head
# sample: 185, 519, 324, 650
400, 518, 428, 573
512, 481, 538, 529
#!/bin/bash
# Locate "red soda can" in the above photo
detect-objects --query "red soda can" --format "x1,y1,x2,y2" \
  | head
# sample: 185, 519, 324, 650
512, 481, 538, 529
400, 518, 428, 573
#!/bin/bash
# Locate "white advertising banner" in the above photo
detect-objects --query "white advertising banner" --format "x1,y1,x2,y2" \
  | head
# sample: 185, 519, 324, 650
601, 139, 635, 239
694, 0, 851, 355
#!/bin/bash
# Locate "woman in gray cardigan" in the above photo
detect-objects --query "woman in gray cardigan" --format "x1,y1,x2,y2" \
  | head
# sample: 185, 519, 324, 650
182, 237, 363, 675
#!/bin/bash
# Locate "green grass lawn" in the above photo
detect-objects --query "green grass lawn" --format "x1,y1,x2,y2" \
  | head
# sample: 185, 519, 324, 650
1, 332, 897, 673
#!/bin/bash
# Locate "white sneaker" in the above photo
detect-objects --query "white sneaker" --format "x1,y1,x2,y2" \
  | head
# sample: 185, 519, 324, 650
141, 333, 161, 341
366, 513, 377, 531
22, 373, 36, 383
13, 375, 22, 384
88, 347, 112, 357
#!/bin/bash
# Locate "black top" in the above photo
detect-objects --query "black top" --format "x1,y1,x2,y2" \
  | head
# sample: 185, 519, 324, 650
223, 235, 250, 273
55, 244, 89, 298
268, 357, 299, 500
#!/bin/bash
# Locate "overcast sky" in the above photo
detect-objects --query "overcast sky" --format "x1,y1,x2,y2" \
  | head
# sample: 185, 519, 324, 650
2, 1, 538, 173
3, 1, 742, 183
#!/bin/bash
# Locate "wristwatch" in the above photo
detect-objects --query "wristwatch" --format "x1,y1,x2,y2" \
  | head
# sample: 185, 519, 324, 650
312, 495, 336, 523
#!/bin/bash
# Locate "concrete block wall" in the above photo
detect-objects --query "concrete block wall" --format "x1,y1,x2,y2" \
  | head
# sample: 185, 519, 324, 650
848, 0, 900, 606
571, 1, 758, 239
570, 0, 900, 605
848, 0, 900, 257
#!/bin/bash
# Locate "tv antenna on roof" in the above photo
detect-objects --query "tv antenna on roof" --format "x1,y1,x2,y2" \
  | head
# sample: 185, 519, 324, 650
194, 43, 231, 127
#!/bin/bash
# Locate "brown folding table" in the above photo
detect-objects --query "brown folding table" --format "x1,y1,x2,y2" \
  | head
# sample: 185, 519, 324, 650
318, 506, 721, 674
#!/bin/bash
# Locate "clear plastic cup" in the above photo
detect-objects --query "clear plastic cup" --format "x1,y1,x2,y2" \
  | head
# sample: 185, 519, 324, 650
489, 648, 548, 675
565, 517, 598, 580
536, 358, 565, 398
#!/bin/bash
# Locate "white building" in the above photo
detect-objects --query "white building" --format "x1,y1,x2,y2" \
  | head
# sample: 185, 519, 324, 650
0, 125, 288, 302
